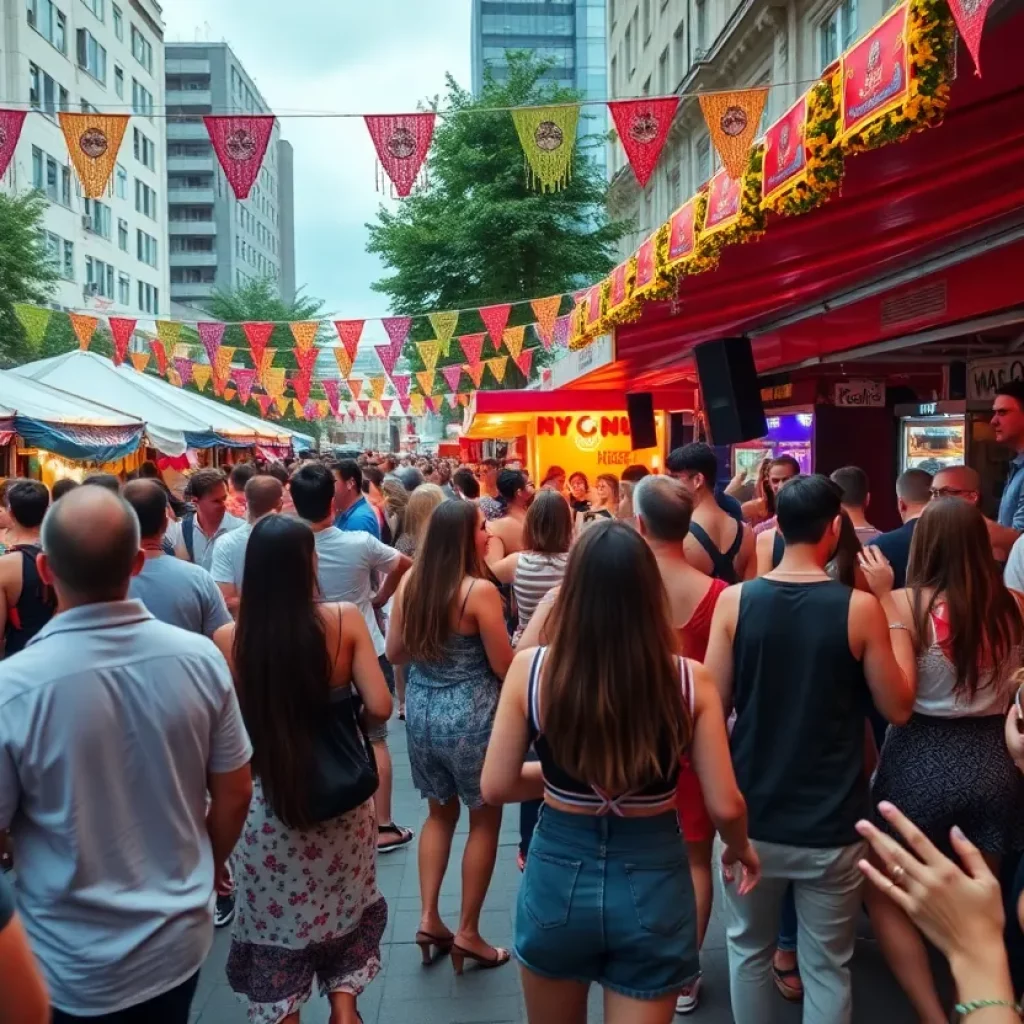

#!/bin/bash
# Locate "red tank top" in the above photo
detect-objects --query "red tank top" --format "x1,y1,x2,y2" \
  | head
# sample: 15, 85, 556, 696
676, 577, 729, 661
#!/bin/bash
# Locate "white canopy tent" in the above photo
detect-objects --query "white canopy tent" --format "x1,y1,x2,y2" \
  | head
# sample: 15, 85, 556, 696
0, 368, 142, 429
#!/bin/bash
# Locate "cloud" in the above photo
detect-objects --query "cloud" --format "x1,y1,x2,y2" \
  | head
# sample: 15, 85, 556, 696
164, 0, 470, 332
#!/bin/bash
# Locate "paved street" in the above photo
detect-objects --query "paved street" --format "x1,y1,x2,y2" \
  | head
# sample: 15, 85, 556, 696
191, 720, 923, 1024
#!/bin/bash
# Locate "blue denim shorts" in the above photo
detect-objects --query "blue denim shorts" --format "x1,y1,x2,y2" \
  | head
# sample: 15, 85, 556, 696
515, 805, 699, 1000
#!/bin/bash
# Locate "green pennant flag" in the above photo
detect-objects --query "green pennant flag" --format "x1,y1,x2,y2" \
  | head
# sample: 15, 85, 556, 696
14, 304, 51, 348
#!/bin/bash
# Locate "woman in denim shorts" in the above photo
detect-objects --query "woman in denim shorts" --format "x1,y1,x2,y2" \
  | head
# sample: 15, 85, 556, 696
482, 521, 760, 1023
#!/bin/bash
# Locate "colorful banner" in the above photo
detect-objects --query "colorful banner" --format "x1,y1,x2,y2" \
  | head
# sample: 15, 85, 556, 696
634, 234, 658, 296
397, 396, 411, 415
322, 379, 342, 417
417, 339, 441, 374
511, 105, 579, 193
608, 97, 680, 187
292, 373, 312, 407
409, 394, 425, 416
58, 112, 129, 198
243, 321, 274, 366
130, 352, 150, 374
607, 261, 631, 312
333, 347, 353, 379
348, 378, 364, 401
428, 311, 459, 356
761, 95, 809, 205
374, 342, 399, 378
14, 303, 51, 347
204, 115, 276, 199
264, 367, 288, 398
333, 319, 364, 362
459, 333, 485, 366
515, 349, 534, 379
192, 364, 212, 392
255, 394, 275, 417
698, 88, 768, 180
530, 295, 562, 348
703, 170, 743, 235
553, 315, 571, 349
223, 387, 238, 403
441, 364, 463, 392
214, 346, 235, 385
108, 316, 136, 366
502, 326, 526, 360
948, 0, 994, 73
840, 5, 910, 140
290, 320, 319, 352
369, 375, 388, 402
415, 369, 435, 396
256, 349, 276, 386
293, 347, 319, 378
486, 355, 508, 384
232, 368, 257, 405
382, 316, 412, 360
480, 304, 511, 353
364, 113, 436, 197
380, 398, 394, 417
391, 374, 411, 401
172, 356, 194, 387
292, 399, 305, 420
357, 399, 371, 418
584, 282, 604, 332
70, 312, 98, 351
667, 197, 699, 265
156, 319, 181, 350
197, 321, 225, 364
0, 110, 28, 180
465, 362, 486, 388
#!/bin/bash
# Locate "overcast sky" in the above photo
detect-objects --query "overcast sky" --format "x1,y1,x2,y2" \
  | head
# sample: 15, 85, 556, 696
164, 0, 471, 330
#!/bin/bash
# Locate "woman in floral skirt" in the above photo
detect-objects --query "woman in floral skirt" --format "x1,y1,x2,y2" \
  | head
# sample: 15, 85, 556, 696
214, 516, 393, 1024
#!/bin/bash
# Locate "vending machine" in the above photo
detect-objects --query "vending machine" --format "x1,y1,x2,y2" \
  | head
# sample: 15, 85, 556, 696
731, 410, 815, 481
898, 402, 966, 476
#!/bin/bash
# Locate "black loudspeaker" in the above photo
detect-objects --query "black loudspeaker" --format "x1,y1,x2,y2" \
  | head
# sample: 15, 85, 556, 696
694, 337, 767, 445
626, 392, 658, 450
948, 361, 967, 400
669, 412, 694, 452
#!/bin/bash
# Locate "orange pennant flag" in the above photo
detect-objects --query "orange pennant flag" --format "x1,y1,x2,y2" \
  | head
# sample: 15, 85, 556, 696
192, 365, 212, 392
502, 326, 526, 360
531, 296, 562, 345
223, 387, 237, 402
487, 355, 508, 384
415, 369, 436, 396
214, 346, 235, 380
290, 320, 319, 352
58, 113, 130, 198
348, 378, 364, 400
333, 347, 353, 379
129, 351, 150, 373
698, 88, 769, 181
69, 312, 98, 351
256, 349, 275, 385
465, 362, 486, 388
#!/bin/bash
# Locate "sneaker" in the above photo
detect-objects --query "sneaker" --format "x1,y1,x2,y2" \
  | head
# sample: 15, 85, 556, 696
214, 892, 236, 929
676, 974, 702, 1015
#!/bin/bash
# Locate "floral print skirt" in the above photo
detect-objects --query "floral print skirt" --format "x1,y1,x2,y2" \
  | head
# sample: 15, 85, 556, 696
226, 781, 387, 1024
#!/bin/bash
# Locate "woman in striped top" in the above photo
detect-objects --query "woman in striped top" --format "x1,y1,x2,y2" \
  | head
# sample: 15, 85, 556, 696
486, 489, 572, 647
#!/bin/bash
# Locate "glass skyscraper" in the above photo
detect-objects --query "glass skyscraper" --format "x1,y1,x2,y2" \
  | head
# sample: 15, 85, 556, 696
471, 0, 608, 178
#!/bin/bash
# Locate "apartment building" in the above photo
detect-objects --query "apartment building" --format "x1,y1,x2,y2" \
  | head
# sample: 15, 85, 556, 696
607, 0, 874, 256
165, 41, 295, 312
0, 0, 169, 316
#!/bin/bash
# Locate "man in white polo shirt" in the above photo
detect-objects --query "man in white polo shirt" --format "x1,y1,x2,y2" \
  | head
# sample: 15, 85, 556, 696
0, 487, 253, 1023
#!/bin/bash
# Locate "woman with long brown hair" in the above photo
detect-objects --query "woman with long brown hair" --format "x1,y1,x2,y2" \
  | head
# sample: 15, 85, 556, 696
386, 500, 514, 974
481, 520, 759, 1024
861, 497, 1024, 1024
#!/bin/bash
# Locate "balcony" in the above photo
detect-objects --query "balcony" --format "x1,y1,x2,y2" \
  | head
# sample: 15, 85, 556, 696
171, 281, 217, 300
166, 90, 213, 108
169, 220, 216, 235
168, 156, 214, 174
166, 60, 211, 75
170, 251, 218, 267
168, 187, 215, 204
168, 121, 210, 142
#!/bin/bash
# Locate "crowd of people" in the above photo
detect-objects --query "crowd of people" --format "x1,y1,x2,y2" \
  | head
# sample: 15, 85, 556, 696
4, 379, 1024, 1024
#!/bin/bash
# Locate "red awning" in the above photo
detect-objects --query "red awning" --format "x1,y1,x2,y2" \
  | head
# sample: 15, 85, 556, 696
571, 9, 1024, 393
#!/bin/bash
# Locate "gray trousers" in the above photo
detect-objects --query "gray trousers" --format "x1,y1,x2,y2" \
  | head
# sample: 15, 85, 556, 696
714, 837, 867, 1024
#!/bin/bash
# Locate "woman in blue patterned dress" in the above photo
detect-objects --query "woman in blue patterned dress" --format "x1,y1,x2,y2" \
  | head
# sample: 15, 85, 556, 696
386, 500, 515, 974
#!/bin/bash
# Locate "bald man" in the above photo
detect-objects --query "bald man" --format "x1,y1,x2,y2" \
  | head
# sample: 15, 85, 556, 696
0, 487, 252, 1023
930, 465, 1014, 560
210, 474, 284, 613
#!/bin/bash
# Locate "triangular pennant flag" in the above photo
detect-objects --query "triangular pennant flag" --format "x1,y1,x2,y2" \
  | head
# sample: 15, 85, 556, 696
608, 98, 681, 187
172, 356, 194, 387
223, 387, 237, 403
380, 398, 394, 417
364, 113, 436, 197
291, 373, 312, 407
214, 346, 236, 381
397, 396, 411, 415
698, 88, 769, 180
332, 347, 353, 379
316, 399, 329, 420
391, 374, 411, 401
70, 312, 98, 351
441, 365, 463, 392
293, 347, 319, 378
511, 105, 580, 193
446, 392, 460, 410
369, 375, 388, 402
243, 322, 274, 366
149, 340, 168, 375
264, 367, 287, 398
291, 399, 305, 420
156, 320, 181, 350
348, 378, 364, 401
948, 0, 995, 73
198, 321, 225, 364
204, 115, 276, 199
502, 326, 526, 360
303, 399, 319, 420
130, 351, 150, 373
256, 349, 276, 386
428, 311, 459, 356
255, 394, 275, 417
553, 315, 571, 349
459, 393, 472, 408
515, 349, 535, 379
479, 305, 511, 352
530, 296, 562, 349
415, 369, 436, 396
417, 340, 441, 374
409, 393, 426, 417
459, 333, 485, 366
357, 399, 370, 418
0, 110, 29, 180
290, 320, 319, 353
108, 317, 136, 365
14, 304, 51, 347
333, 320, 364, 362
487, 356, 509, 384
232, 368, 258, 406
167, 368, 182, 388
382, 316, 412, 360
465, 362, 486, 388
58, 113, 129, 198
273, 396, 289, 415
192, 365, 212, 392
374, 343, 399, 379
321, 379, 342, 417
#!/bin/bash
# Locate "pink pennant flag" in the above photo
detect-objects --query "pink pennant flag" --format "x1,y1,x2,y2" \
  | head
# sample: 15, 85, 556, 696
243, 322, 274, 365
391, 374, 411, 401
203, 115, 276, 199
364, 113, 436, 197
333, 320, 364, 362
357, 400, 370, 418
441, 365, 463, 392
197, 321, 225, 364
424, 395, 439, 414
255, 394, 275, 417
948, 0, 995, 73
374, 343, 399, 378
380, 398, 394, 417
553, 315, 571, 349
459, 333, 485, 366
172, 356, 194, 387
321, 379, 341, 417
303, 399, 319, 420
232, 368, 258, 406
382, 316, 412, 360
479, 304, 511, 352
0, 110, 29, 180
397, 396, 411, 415
515, 349, 535, 379
108, 316, 136, 366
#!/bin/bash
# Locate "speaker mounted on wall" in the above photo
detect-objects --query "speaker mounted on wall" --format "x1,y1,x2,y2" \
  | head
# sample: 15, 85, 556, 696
694, 337, 767, 445
626, 392, 658, 451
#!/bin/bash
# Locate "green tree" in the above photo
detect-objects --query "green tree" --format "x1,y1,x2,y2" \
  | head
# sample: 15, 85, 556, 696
0, 191, 59, 364
367, 52, 630, 398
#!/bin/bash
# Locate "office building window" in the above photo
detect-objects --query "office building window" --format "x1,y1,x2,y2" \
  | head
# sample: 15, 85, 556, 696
83, 198, 112, 238
137, 229, 158, 267
118, 272, 130, 305
130, 25, 153, 73
132, 79, 153, 118
76, 28, 107, 83
32, 146, 71, 206
135, 179, 157, 218
695, 0, 707, 53
138, 281, 158, 314
112, 2, 122, 38
29, 64, 68, 116
27, 0, 67, 53
85, 256, 114, 298
41, 232, 74, 280
80, 0, 103, 19
695, 136, 711, 184
63, 239, 74, 280
118, 218, 128, 251
658, 46, 670, 95
819, 0, 858, 69
115, 163, 127, 199
114, 65, 124, 97
133, 128, 155, 169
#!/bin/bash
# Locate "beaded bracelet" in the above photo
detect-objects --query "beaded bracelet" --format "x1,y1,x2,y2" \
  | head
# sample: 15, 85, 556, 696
954, 999, 1023, 1019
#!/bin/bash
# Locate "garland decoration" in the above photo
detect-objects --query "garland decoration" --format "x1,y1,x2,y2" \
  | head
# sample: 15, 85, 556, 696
695, 145, 766, 263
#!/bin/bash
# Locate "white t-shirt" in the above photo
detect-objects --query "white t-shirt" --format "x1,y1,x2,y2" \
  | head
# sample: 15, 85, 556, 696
1005, 534, 1024, 593
209, 521, 254, 593
314, 527, 399, 656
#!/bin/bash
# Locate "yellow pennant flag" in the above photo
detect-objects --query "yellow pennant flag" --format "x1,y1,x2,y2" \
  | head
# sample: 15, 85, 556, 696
274, 396, 289, 414
58, 112, 130, 198
409, 393, 426, 416
192, 365, 212, 392
130, 352, 150, 373
487, 355, 508, 384
698, 88, 769, 181
69, 312, 98, 351
256, 349, 275, 385
416, 340, 441, 374
502, 326, 526, 360
530, 295, 562, 345
214, 346, 235, 380
156, 320, 181, 350
292, 399, 305, 419
317, 400, 330, 419
369, 376, 388, 402
264, 367, 287, 398
333, 347, 353, 379
511, 105, 580, 193
416, 369, 436, 396
428, 311, 459, 356
290, 321, 319, 352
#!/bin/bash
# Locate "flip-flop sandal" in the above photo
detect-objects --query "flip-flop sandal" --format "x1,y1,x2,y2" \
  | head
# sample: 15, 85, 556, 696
377, 823, 414, 853
772, 962, 804, 1001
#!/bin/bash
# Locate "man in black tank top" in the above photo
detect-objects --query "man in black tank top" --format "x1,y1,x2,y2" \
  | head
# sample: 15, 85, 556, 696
704, 475, 916, 1024
667, 443, 754, 583
0, 481, 55, 658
